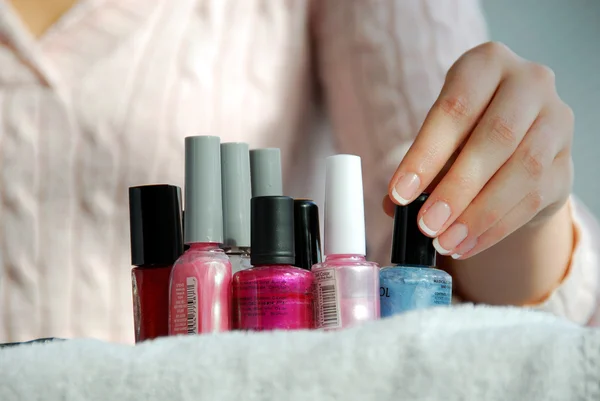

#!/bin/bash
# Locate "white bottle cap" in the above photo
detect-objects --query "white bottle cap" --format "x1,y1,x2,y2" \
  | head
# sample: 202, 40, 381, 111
324, 154, 366, 256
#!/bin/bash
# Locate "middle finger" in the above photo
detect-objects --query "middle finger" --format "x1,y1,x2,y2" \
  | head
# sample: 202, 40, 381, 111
417, 76, 543, 237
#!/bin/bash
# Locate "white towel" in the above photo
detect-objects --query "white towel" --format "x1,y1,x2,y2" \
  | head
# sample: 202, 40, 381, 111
1, 305, 598, 401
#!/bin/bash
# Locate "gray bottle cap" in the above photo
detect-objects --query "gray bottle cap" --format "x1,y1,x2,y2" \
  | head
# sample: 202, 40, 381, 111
184, 136, 223, 244
250, 148, 283, 197
221, 142, 251, 248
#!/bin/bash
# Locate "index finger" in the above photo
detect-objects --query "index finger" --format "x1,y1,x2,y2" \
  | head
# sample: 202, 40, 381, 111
388, 44, 509, 205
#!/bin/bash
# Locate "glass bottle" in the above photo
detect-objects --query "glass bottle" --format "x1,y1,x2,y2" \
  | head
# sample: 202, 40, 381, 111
379, 194, 452, 317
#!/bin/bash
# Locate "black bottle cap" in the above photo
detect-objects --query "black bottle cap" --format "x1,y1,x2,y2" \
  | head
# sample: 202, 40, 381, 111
391, 193, 436, 266
293, 199, 322, 270
251, 196, 295, 266
129, 185, 184, 266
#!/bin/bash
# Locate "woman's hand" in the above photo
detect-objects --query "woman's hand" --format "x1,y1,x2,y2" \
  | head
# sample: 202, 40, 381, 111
386, 42, 574, 260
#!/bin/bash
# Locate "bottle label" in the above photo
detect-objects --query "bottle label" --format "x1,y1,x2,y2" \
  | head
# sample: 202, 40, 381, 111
314, 269, 341, 329
380, 272, 452, 317
171, 277, 198, 334
232, 278, 313, 330
185, 277, 198, 334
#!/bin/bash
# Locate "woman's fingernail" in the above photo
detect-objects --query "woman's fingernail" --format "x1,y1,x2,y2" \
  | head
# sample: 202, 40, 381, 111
391, 173, 420, 205
453, 237, 478, 259
432, 238, 450, 255
418, 201, 451, 236
433, 223, 468, 255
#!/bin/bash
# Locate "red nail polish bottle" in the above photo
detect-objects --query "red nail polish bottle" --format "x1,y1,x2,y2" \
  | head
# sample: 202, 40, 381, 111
129, 185, 184, 343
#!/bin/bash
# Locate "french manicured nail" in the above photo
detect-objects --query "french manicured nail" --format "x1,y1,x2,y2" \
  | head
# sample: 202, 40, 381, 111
451, 237, 478, 259
391, 173, 420, 205
418, 201, 451, 236
433, 223, 468, 255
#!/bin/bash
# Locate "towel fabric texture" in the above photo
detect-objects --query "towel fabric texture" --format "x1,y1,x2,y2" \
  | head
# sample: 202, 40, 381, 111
1, 305, 598, 401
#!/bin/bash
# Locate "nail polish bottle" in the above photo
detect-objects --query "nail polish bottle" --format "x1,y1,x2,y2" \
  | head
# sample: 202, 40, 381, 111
293, 199, 322, 270
169, 136, 232, 335
182, 210, 190, 251
379, 194, 452, 317
311, 155, 380, 330
232, 196, 314, 331
129, 184, 184, 343
250, 148, 283, 197
221, 143, 252, 274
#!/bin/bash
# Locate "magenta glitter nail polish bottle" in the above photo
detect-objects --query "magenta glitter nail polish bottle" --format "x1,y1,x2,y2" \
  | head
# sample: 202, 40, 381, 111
232, 196, 314, 331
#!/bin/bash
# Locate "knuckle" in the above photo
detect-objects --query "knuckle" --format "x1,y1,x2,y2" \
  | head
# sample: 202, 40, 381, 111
450, 46, 494, 78
446, 57, 464, 78
438, 95, 471, 121
452, 172, 476, 193
527, 62, 556, 84
526, 191, 545, 214
471, 41, 510, 60
481, 209, 502, 228
489, 219, 510, 240
519, 147, 548, 181
561, 102, 575, 124
486, 116, 519, 148
437, 174, 473, 200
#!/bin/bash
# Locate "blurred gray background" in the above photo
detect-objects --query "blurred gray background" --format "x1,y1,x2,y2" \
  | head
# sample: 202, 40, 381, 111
481, 0, 600, 215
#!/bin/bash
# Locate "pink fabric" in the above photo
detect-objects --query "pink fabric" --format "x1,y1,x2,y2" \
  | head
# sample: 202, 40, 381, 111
0, 0, 597, 343
538, 196, 600, 326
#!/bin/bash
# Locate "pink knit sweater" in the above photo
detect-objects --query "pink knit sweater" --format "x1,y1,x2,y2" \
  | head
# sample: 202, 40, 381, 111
0, 0, 598, 343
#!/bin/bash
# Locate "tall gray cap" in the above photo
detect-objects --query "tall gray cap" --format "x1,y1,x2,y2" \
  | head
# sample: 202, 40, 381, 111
250, 148, 283, 197
184, 136, 223, 244
221, 142, 251, 247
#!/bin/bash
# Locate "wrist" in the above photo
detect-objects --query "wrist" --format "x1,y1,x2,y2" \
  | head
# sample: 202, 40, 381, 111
521, 199, 578, 305
444, 200, 575, 306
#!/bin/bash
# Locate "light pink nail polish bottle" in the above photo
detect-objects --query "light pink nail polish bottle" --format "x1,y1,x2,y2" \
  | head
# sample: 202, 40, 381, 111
168, 136, 232, 335
311, 155, 380, 330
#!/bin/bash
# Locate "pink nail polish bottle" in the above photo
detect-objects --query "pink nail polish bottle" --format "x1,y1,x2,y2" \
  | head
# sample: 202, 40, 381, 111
168, 136, 232, 335
311, 155, 380, 330
232, 196, 315, 331
221, 143, 252, 274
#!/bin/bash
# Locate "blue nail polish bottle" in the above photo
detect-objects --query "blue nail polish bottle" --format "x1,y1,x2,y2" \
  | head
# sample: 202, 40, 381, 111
380, 194, 452, 317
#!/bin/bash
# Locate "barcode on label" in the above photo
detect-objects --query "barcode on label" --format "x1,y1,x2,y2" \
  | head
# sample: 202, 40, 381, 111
186, 277, 198, 334
315, 269, 340, 329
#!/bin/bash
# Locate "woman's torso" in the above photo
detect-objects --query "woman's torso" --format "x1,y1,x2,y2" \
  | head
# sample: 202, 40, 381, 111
0, 0, 317, 343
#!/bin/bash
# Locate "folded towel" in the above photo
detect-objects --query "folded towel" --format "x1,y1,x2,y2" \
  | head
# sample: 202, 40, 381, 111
1, 305, 598, 401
